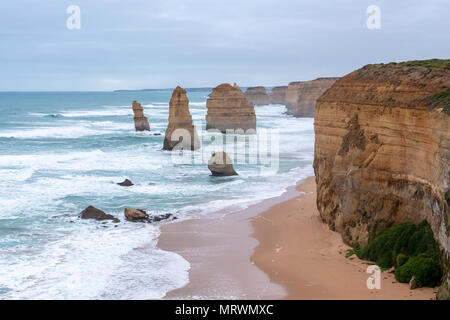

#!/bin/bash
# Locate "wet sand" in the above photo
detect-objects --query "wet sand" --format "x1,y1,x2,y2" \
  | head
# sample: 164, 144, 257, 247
158, 177, 437, 300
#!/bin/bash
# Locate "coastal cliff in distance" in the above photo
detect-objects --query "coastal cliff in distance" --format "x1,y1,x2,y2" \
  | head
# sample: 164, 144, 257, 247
244, 86, 270, 105
269, 86, 288, 104
206, 83, 256, 133
286, 78, 338, 117
313, 60, 450, 299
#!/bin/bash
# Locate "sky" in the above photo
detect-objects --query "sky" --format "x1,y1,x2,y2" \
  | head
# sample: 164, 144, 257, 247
0, 0, 449, 91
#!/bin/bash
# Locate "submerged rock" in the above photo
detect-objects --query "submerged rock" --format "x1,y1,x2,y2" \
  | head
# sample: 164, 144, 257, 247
124, 208, 149, 222
117, 179, 134, 187
132, 101, 150, 131
206, 83, 256, 134
163, 86, 201, 151
208, 151, 238, 176
79, 206, 120, 223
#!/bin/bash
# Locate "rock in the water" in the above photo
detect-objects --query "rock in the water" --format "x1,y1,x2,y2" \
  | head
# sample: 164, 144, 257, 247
244, 86, 270, 105
208, 151, 238, 176
206, 83, 256, 134
150, 213, 173, 222
80, 206, 120, 223
269, 86, 287, 104
132, 101, 150, 131
124, 208, 149, 222
117, 179, 134, 187
285, 78, 338, 117
409, 276, 421, 290
163, 86, 201, 151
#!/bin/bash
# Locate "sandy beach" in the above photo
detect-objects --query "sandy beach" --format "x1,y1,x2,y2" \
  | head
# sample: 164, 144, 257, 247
158, 177, 437, 300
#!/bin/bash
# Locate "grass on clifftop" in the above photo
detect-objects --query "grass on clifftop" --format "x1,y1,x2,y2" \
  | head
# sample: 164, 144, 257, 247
390, 59, 450, 70
352, 221, 442, 287
422, 90, 450, 114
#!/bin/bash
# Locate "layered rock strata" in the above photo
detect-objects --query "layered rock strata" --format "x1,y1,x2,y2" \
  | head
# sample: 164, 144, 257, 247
244, 86, 270, 105
286, 78, 338, 117
269, 86, 288, 104
132, 101, 150, 131
206, 83, 256, 134
163, 86, 200, 151
313, 62, 450, 298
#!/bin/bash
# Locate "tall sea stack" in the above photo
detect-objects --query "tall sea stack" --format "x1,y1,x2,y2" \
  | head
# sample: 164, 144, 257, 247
269, 86, 288, 104
163, 86, 200, 151
132, 101, 150, 131
206, 83, 256, 134
244, 86, 270, 105
313, 61, 450, 299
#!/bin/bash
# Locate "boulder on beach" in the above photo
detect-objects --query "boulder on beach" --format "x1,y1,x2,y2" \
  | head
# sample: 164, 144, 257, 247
79, 206, 120, 223
163, 86, 201, 151
132, 101, 150, 131
124, 208, 149, 222
117, 179, 134, 187
206, 83, 256, 134
208, 151, 238, 176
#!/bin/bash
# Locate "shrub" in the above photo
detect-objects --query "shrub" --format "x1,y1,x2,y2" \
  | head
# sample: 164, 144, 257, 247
396, 253, 409, 268
355, 220, 442, 286
395, 254, 442, 286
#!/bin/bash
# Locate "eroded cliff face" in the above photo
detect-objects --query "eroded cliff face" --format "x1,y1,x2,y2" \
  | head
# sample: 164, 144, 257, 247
286, 78, 338, 117
269, 86, 287, 104
244, 86, 270, 105
206, 83, 256, 133
313, 63, 450, 298
163, 86, 200, 151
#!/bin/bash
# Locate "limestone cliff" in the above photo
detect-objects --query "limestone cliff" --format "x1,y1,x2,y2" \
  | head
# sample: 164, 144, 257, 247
206, 83, 256, 133
286, 78, 338, 117
269, 86, 287, 104
313, 61, 450, 298
132, 101, 150, 131
163, 86, 200, 151
244, 86, 270, 105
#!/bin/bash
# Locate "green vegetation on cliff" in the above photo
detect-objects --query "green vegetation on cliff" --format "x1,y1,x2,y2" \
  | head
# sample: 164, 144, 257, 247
422, 90, 450, 114
354, 221, 442, 286
391, 59, 450, 70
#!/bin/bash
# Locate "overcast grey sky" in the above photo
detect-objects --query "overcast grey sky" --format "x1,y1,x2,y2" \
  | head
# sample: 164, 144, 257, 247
0, 0, 448, 91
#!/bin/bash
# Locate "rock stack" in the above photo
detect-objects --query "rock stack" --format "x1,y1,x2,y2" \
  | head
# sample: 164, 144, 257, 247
208, 152, 238, 176
244, 86, 270, 105
163, 86, 201, 151
285, 78, 338, 117
206, 83, 256, 134
132, 101, 150, 131
269, 86, 288, 104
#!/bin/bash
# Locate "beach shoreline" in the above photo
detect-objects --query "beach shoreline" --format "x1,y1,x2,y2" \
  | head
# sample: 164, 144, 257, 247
157, 176, 437, 300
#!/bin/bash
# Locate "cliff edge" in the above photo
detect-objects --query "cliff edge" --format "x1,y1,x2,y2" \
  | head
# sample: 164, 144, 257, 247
313, 60, 450, 298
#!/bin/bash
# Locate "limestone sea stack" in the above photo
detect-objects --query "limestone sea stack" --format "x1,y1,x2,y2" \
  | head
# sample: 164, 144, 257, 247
244, 86, 270, 105
269, 86, 287, 104
206, 83, 256, 134
313, 61, 450, 299
208, 152, 238, 176
132, 101, 150, 131
163, 86, 200, 151
285, 78, 338, 117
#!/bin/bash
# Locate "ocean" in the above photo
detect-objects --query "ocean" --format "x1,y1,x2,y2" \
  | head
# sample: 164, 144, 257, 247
0, 90, 314, 299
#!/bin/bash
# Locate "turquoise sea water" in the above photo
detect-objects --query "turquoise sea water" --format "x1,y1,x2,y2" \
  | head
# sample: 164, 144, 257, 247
0, 90, 314, 299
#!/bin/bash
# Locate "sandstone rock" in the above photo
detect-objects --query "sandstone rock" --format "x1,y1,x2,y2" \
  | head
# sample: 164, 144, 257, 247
244, 86, 270, 105
208, 151, 238, 176
313, 62, 450, 298
388, 266, 395, 274
285, 78, 338, 117
150, 213, 173, 222
132, 101, 150, 131
206, 83, 256, 134
117, 179, 134, 187
80, 206, 120, 223
163, 86, 201, 151
124, 208, 149, 222
269, 86, 288, 104
409, 276, 421, 290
